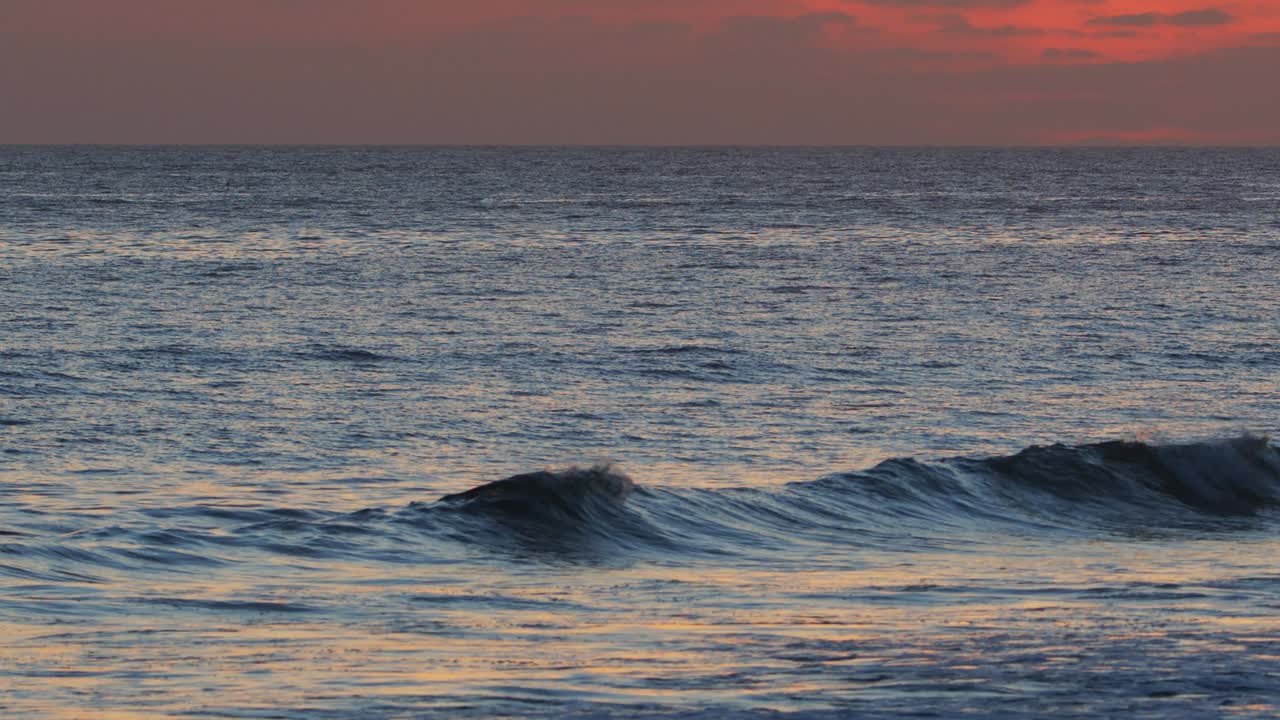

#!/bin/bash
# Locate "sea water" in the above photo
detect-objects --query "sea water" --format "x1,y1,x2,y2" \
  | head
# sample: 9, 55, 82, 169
1, 146, 1278, 718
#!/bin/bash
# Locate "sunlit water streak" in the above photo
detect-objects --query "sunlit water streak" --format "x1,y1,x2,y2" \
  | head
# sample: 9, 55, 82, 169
1, 146, 1279, 718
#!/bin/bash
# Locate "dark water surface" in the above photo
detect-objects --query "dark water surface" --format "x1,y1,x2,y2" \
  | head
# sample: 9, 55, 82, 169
2, 147, 1279, 718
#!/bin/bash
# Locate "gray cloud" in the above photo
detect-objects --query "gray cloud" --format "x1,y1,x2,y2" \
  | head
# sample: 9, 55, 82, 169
861, 0, 1030, 7
1042, 48, 1103, 61
1165, 8, 1234, 26
1086, 8, 1233, 28
932, 14, 1045, 37
717, 11, 858, 43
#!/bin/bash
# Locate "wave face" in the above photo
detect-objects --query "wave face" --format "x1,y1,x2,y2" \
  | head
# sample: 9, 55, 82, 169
967, 436, 1279, 517
6, 438, 1271, 578
405, 437, 1280, 562
424, 466, 670, 556
439, 465, 635, 510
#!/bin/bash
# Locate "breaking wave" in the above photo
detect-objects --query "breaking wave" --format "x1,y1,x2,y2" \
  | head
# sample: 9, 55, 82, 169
4, 437, 1277, 575
408, 436, 1279, 561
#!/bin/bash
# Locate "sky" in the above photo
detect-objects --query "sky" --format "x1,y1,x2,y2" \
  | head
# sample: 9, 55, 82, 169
2, 0, 1278, 144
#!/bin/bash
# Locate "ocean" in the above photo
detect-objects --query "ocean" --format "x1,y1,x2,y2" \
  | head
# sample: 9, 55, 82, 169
1, 146, 1278, 718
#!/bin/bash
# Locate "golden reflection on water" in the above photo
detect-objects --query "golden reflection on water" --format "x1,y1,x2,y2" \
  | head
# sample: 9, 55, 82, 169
3, 537, 1279, 717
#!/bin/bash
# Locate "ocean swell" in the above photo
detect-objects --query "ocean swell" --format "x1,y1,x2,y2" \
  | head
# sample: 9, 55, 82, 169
4, 438, 1276, 581
399, 436, 1280, 562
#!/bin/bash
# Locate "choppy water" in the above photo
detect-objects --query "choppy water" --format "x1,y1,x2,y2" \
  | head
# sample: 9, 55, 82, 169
2, 146, 1279, 718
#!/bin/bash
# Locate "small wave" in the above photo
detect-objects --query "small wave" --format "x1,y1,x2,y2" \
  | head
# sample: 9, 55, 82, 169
433, 466, 637, 546
422, 465, 673, 557
439, 464, 635, 509
407, 593, 594, 612
624, 344, 745, 356
421, 436, 1279, 560
194, 262, 265, 277
293, 344, 400, 363
138, 597, 315, 613
971, 435, 1279, 517
4, 437, 1274, 578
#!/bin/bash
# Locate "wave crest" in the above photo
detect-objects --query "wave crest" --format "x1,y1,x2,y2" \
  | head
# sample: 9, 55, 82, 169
439, 464, 634, 515
429, 465, 663, 557
421, 436, 1279, 561
8, 438, 1277, 577
973, 435, 1279, 516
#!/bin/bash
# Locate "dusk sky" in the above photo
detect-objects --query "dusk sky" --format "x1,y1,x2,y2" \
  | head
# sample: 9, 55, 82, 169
3, 0, 1278, 144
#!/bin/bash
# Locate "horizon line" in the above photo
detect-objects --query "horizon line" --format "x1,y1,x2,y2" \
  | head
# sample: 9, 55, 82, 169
4, 142, 1279, 149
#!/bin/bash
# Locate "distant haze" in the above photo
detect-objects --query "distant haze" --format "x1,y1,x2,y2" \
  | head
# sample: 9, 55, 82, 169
2, 0, 1278, 144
